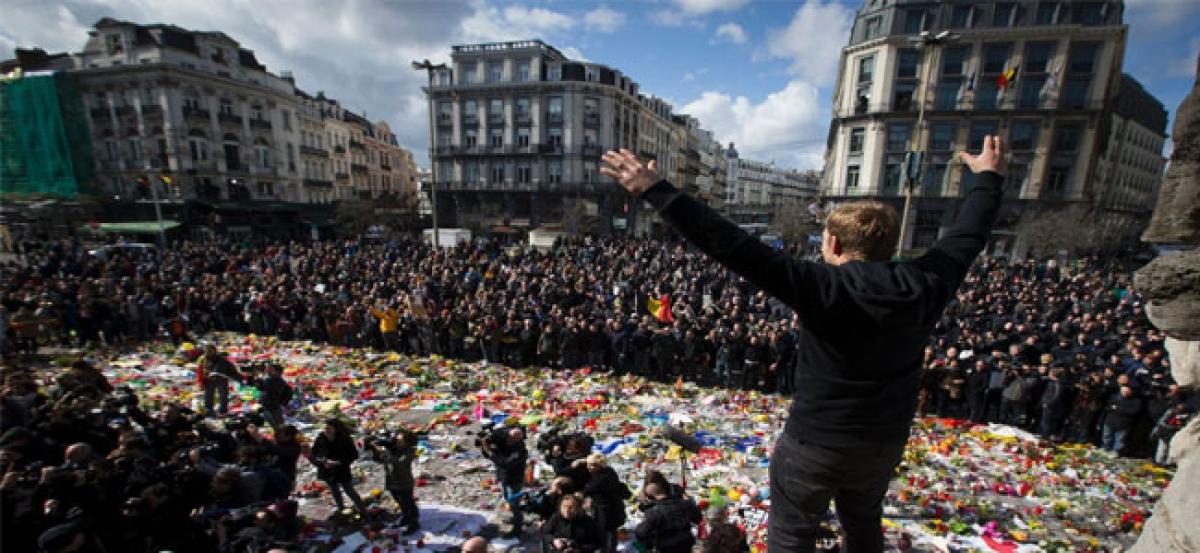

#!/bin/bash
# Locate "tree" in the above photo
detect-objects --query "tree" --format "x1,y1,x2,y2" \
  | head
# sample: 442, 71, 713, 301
335, 191, 422, 237
1016, 204, 1126, 258
769, 201, 822, 244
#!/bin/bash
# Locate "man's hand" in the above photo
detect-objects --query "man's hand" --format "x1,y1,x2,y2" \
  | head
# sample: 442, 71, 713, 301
601, 149, 660, 196
958, 135, 1007, 175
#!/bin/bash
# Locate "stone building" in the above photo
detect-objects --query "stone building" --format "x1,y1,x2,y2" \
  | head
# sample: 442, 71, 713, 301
821, 0, 1166, 254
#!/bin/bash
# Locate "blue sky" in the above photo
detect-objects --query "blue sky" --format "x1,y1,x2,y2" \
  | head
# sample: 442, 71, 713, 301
2, 0, 1197, 170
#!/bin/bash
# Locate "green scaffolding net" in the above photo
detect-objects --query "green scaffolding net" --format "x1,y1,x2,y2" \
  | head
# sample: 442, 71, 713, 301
0, 71, 94, 198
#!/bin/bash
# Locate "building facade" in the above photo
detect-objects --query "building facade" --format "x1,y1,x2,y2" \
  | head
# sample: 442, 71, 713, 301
424, 40, 691, 235
822, 0, 1163, 254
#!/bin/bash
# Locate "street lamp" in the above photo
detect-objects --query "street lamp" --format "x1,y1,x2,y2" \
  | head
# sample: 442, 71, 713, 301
896, 30, 958, 256
412, 59, 448, 248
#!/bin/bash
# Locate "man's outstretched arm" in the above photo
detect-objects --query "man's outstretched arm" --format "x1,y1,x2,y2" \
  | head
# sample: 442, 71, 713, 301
600, 149, 832, 314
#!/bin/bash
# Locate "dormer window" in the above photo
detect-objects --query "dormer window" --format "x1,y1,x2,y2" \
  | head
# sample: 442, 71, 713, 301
212, 48, 228, 65
106, 34, 124, 55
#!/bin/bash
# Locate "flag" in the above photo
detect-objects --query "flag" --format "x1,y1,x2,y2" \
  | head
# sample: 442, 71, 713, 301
956, 60, 977, 105
159, 175, 173, 185
1039, 59, 1062, 102
996, 65, 1018, 103
646, 294, 673, 323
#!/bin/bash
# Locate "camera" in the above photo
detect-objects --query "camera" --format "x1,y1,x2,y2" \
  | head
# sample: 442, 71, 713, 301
474, 422, 501, 449
536, 426, 594, 458
366, 431, 396, 449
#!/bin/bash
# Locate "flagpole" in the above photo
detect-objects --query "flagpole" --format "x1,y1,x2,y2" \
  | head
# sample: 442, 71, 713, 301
148, 171, 166, 249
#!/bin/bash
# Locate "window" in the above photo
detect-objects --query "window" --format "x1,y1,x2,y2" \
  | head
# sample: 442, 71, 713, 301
438, 102, 453, 120
1009, 120, 1038, 151
864, 16, 881, 39
1044, 164, 1070, 198
257, 146, 271, 169
975, 80, 1000, 109
584, 129, 597, 146
586, 67, 598, 81
968, 121, 998, 150
106, 34, 124, 55
893, 82, 916, 111
897, 49, 921, 79
1025, 43, 1055, 74
491, 163, 505, 183
882, 162, 901, 192
925, 163, 946, 195
547, 97, 563, 121
548, 127, 563, 147
846, 165, 860, 191
887, 123, 912, 152
584, 97, 598, 114
142, 86, 157, 105
1036, 2, 1059, 25
189, 139, 208, 162
460, 62, 476, 84
286, 143, 294, 170
993, 2, 1017, 27
258, 181, 274, 197
128, 139, 142, 162
517, 61, 531, 82
1073, 2, 1105, 25
517, 127, 531, 147
1019, 77, 1047, 108
857, 55, 875, 84
489, 98, 503, 122
942, 47, 969, 76
516, 97, 531, 119
219, 98, 234, 116
1068, 42, 1100, 74
547, 65, 561, 81
904, 9, 927, 34
548, 160, 562, 183
490, 128, 503, 148
463, 100, 478, 123
845, 128, 864, 154
936, 80, 962, 109
517, 163, 531, 184
282, 110, 292, 130
1054, 124, 1081, 152
930, 123, 957, 151
951, 5, 974, 28
465, 129, 477, 148
583, 161, 597, 183
983, 44, 1011, 74
1061, 77, 1091, 109
488, 62, 503, 83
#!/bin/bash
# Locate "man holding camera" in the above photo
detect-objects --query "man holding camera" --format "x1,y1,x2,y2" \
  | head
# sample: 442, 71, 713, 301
634, 483, 702, 553
369, 428, 420, 535
248, 364, 292, 432
603, 136, 1007, 552
481, 426, 529, 538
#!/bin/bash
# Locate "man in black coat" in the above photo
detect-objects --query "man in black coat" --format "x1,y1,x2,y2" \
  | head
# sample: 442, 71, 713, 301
482, 426, 528, 538
603, 135, 1007, 553
634, 483, 701, 553
250, 364, 292, 432
1101, 386, 1143, 455
541, 494, 602, 553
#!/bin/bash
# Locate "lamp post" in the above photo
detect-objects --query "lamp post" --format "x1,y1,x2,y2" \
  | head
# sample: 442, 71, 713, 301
897, 30, 958, 256
412, 59, 448, 248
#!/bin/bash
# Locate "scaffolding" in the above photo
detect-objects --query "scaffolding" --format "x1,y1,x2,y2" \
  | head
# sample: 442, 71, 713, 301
0, 70, 94, 198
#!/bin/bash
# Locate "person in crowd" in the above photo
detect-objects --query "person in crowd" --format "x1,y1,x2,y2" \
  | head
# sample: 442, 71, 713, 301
633, 482, 701, 553
482, 426, 528, 539
601, 136, 1007, 553
1102, 386, 1143, 455
1151, 402, 1192, 466
581, 453, 630, 552
369, 427, 420, 534
249, 363, 292, 432
540, 494, 602, 553
701, 506, 749, 553
199, 345, 243, 415
309, 418, 366, 516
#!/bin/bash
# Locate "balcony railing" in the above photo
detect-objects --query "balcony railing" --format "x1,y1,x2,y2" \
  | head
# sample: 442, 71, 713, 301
141, 104, 163, 117
463, 115, 478, 126
114, 105, 133, 117
515, 112, 532, 124
335, 172, 349, 180
183, 107, 210, 120
351, 163, 369, 173
546, 112, 563, 124
488, 115, 504, 125
540, 143, 563, 154
219, 112, 243, 125
334, 145, 346, 154
90, 107, 110, 119
349, 139, 365, 150
249, 118, 272, 130
581, 144, 602, 157
300, 145, 329, 157
437, 114, 453, 125
381, 163, 392, 170
584, 112, 601, 126
304, 179, 333, 188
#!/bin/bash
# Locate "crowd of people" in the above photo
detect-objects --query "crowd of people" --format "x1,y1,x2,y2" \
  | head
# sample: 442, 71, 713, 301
0, 234, 1196, 552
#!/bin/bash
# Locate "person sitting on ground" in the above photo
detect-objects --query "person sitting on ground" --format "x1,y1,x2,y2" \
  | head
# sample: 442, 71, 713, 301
540, 494, 602, 553
634, 483, 702, 553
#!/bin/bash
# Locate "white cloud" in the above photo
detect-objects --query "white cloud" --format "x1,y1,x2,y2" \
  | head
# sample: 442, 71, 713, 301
560, 46, 587, 62
681, 79, 827, 169
584, 6, 625, 33
462, 5, 575, 43
1126, 0, 1200, 27
766, 0, 853, 86
1167, 38, 1200, 78
672, 0, 749, 16
713, 22, 747, 45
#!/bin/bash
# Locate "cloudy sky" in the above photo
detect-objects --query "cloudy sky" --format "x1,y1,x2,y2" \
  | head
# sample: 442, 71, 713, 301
2, 0, 1197, 171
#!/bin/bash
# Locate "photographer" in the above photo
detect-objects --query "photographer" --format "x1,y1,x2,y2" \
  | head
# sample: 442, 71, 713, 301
248, 364, 292, 432
310, 418, 366, 516
634, 483, 701, 553
368, 428, 420, 534
199, 345, 243, 415
581, 453, 630, 552
544, 431, 592, 488
522, 476, 576, 521
481, 425, 528, 538
540, 494, 602, 553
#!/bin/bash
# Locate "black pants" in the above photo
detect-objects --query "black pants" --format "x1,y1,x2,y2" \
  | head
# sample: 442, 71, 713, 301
768, 433, 906, 553
389, 486, 419, 528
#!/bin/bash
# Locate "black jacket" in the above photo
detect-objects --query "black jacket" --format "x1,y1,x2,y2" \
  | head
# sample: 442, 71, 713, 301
1105, 395, 1143, 431
486, 441, 528, 486
541, 513, 603, 552
253, 375, 292, 410
311, 433, 358, 482
643, 171, 1004, 446
634, 496, 701, 553
582, 466, 631, 529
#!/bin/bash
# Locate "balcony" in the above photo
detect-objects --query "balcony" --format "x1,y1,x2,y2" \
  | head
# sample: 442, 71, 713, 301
437, 114, 453, 125
351, 163, 369, 173
141, 104, 163, 117
381, 163, 392, 170
581, 144, 602, 157
584, 112, 601, 127
335, 172, 350, 180
334, 145, 346, 154
463, 115, 478, 126
488, 115, 504, 125
300, 145, 329, 157
90, 107, 110, 119
183, 107, 210, 121
515, 111, 532, 124
546, 112, 563, 124
539, 143, 564, 154
219, 112, 244, 126
349, 139, 365, 150
435, 145, 459, 156
304, 179, 333, 188
249, 117, 272, 130
114, 105, 133, 117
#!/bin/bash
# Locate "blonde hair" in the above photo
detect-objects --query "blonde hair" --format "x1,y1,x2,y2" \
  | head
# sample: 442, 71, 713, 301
825, 201, 900, 261
586, 453, 607, 468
